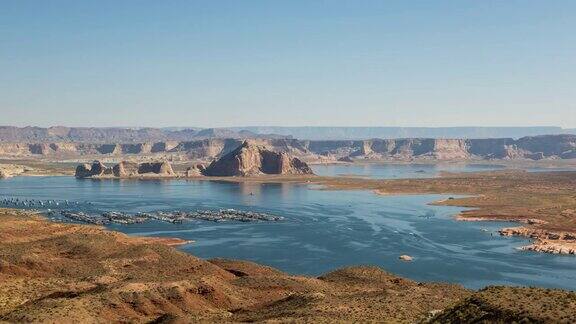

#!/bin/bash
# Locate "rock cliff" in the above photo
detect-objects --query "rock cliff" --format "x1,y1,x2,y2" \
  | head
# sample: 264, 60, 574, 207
0, 164, 27, 178
202, 141, 314, 176
76, 161, 175, 178
75, 161, 109, 178
3, 135, 576, 161
185, 164, 206, 177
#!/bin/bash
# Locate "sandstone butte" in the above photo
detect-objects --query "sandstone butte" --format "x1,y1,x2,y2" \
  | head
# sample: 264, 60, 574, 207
75, 161, 176, 179
74, 142, 314, 179
202, 141, 314, 176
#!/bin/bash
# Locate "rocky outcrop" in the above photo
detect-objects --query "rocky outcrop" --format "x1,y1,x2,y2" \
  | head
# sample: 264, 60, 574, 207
76, 161, 175, 178
203, 141, 314, 176
337, 156, 354, 163
399, 255, 413, 261
138, 162, 174, 175
112, 161, 139, 177
186, 164, 206, 177
75, 161, 109, 178
0, 164, 26, 178
499, 227, 576, 255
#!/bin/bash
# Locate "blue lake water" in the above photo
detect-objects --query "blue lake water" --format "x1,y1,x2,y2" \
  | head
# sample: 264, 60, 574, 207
311, 162, 576, 179
0, 167, 575, 290
311, 163, 506, 179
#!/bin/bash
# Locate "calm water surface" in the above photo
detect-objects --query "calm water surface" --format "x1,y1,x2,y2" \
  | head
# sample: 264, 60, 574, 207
311, 163, 505, 179
312, 162, 576, 179
0, 165, 575, 290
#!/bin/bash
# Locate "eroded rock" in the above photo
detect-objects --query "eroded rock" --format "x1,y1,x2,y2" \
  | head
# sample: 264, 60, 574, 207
202, 141, 314, 176
76, 160, 175, 178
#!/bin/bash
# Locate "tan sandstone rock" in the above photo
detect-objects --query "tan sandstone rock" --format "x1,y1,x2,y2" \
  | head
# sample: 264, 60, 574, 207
0, 164, 26, 178
75, 161, 108, 178
76, 160, 175, 178
185, 164, 206, 177
202, 141, 314, 177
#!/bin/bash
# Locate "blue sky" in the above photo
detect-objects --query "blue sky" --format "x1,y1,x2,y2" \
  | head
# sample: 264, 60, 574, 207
1, 0, 575, 127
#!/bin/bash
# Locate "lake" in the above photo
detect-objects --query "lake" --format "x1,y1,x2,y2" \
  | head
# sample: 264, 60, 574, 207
0, 164, 575, 290
311, 162, 506, 178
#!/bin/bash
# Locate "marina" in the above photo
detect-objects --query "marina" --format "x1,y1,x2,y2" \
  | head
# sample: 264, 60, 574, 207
1, 197, 283, 225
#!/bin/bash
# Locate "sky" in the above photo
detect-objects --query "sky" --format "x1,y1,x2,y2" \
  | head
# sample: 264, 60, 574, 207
1, 0, 575, 128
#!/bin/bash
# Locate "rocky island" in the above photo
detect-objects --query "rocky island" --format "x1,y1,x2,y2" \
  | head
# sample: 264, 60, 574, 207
202, 141, 314, 176
75, 160, 176, 178
74, 141, 314, 179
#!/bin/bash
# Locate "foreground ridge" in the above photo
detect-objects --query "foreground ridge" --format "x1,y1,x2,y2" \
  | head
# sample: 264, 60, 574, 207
0, 209, 574, 323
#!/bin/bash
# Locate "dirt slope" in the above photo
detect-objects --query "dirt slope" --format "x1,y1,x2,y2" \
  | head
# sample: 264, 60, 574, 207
1, 209, 575, 323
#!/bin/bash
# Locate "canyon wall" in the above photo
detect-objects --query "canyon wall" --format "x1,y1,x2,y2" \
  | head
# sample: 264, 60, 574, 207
75, 161, 175, 178
2, 135, 576, 161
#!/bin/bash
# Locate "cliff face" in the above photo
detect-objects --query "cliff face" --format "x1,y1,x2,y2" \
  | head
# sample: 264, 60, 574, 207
3, 135, 576, 161
203, 141, 314, 176
185, 164, 206, 177
307, 135, 576, 160
0, 164, 26, 178
76, 161, 175, 178
75, 161, 109, 178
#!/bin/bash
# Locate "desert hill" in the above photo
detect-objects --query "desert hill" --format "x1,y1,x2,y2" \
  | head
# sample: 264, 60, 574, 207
2, 210, 575, 323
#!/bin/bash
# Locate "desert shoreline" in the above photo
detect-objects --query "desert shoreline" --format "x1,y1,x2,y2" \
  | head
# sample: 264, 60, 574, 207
2, 208, 575, 322
2, 163, 576, 255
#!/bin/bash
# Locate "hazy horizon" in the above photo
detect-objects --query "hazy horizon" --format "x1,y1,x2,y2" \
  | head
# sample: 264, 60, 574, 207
1, 125, 574, 130
1, 1, 575, 128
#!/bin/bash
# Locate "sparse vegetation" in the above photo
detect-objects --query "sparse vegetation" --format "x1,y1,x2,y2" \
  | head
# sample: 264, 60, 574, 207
1, 209, 575, 323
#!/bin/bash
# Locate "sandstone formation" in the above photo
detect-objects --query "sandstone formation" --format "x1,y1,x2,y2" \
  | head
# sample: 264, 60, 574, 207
499, 226, 576, 255
203, 141, 314, 176
75, 161, 109, 178
138, 161, 174, 175
338, 156, 354, 162
185, 164, 206, 177
2, 135, 576, 162
76, 161, 175, 178
112, 161, 139, 177
0, 164, 26, 178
